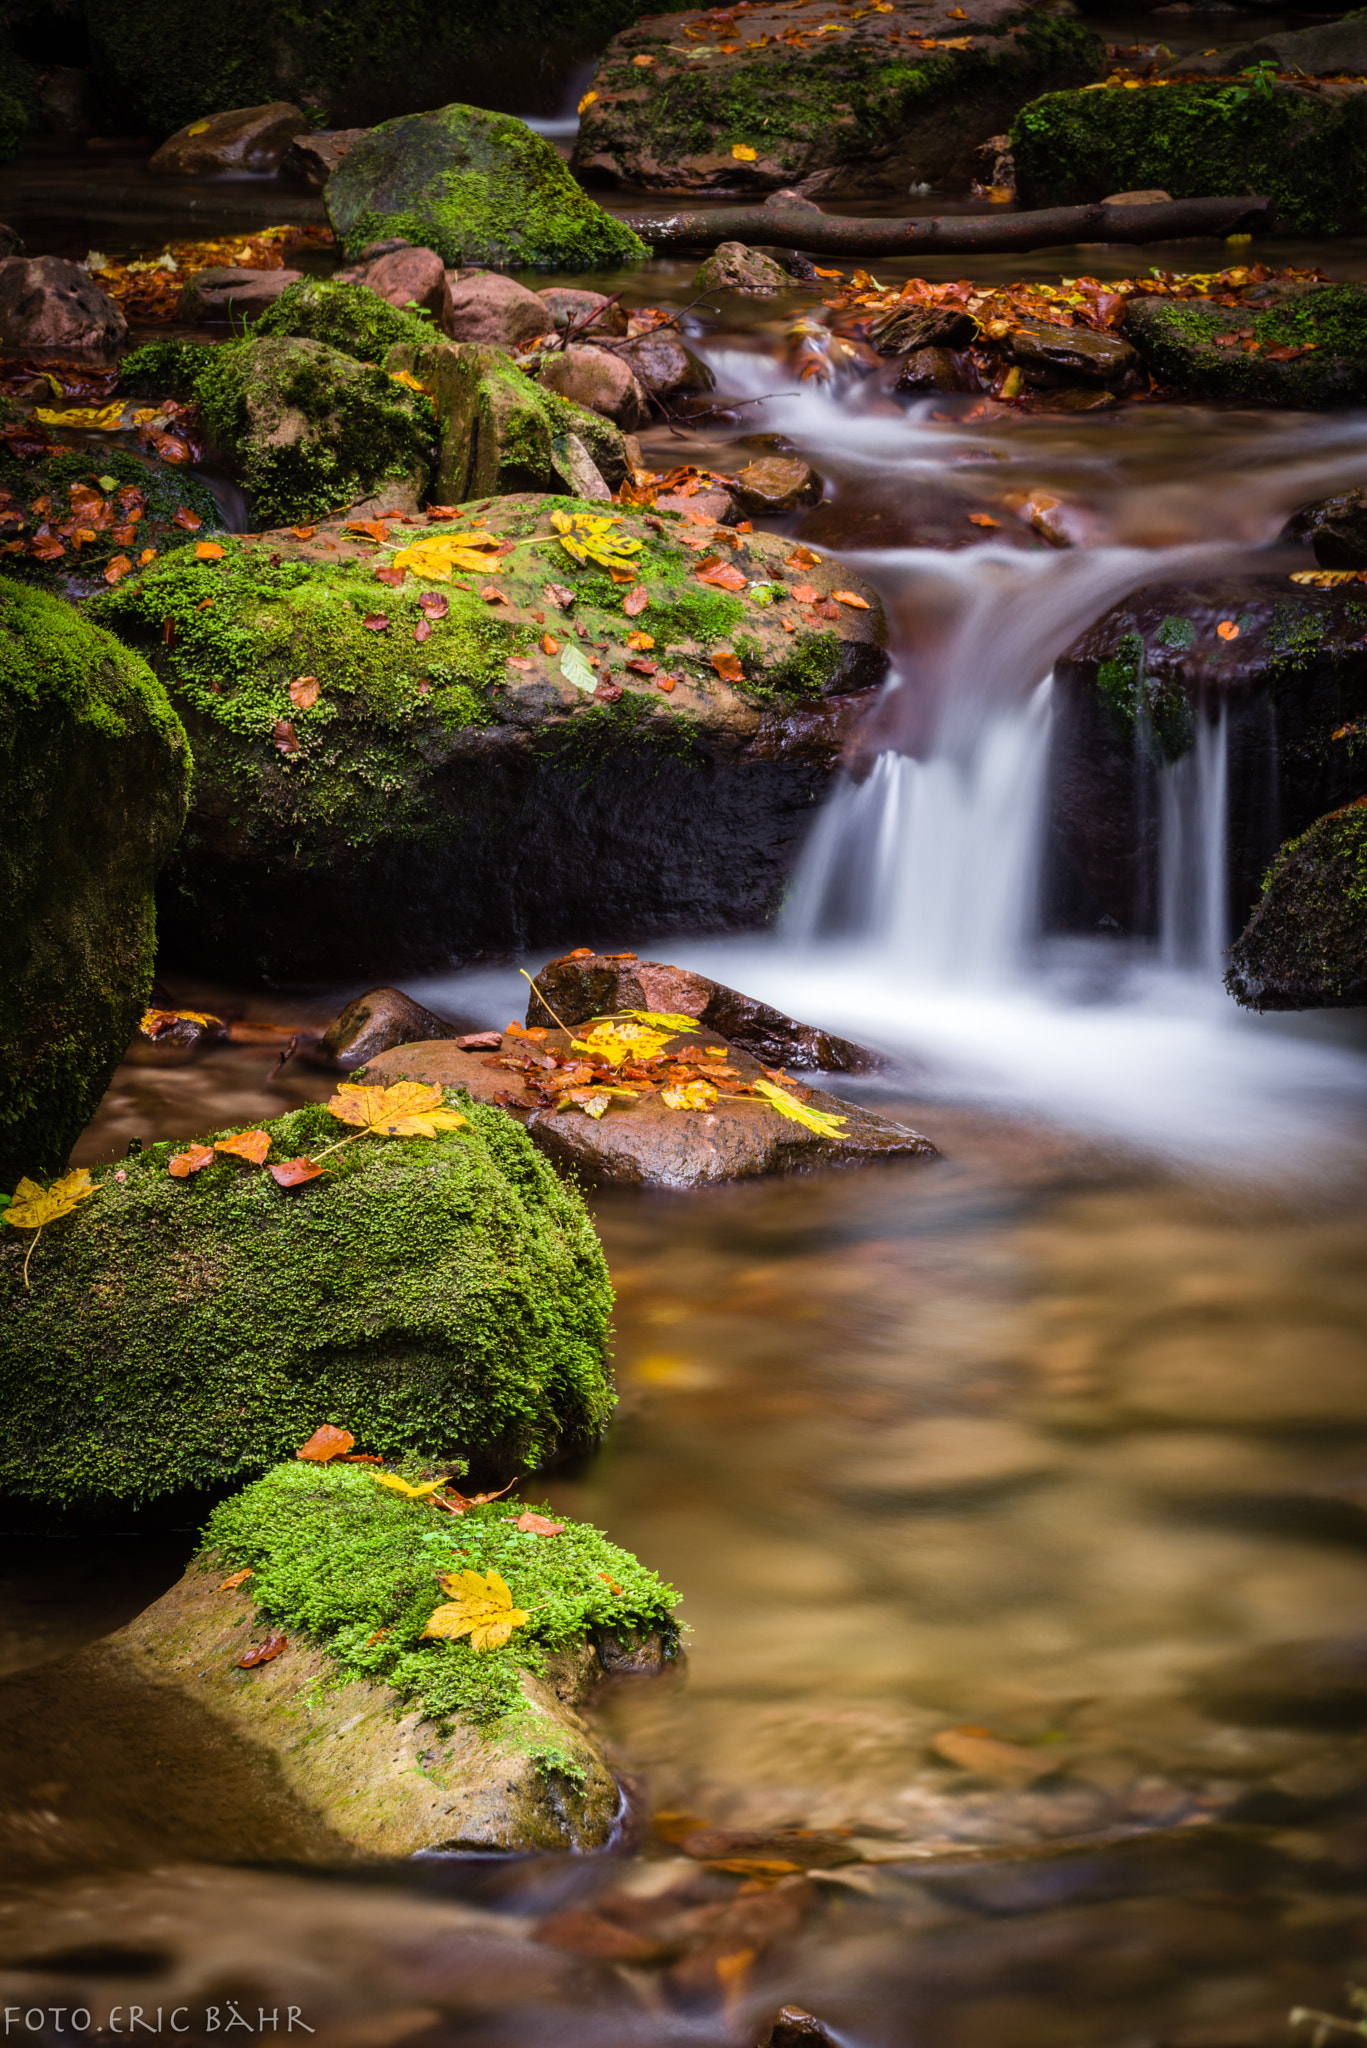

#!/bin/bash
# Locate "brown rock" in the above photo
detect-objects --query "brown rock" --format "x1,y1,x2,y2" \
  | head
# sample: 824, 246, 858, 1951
1007, 321, 1139, 386
536, 344, 650, 429
444, 271, 555, 348
618, 331, 713, 398
733, 457, 822, 513
527, 951, 887, 1072
333, 245, 452, 326
0, 256, 126, 353
176, 266, 303, 326
695, 240, 789, 295
538, 286, 628, 338
653, 489, 738, 524
316, 984, 463, 1069
1021, 385, 1119, 413
763, 2010, 841, 2048
280, 127, 369, 189
896, 346, 981, 394
148, 102, 306, 177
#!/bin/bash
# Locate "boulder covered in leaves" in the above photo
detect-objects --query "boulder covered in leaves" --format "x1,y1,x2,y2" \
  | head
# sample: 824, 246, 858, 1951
1226, 799, 1367, 1011
0, 580, 190, 1194
325, 104, 648, 271
89, 496, 888, 980
0, 1098, 614, 1513
1120, 282, 1367, 409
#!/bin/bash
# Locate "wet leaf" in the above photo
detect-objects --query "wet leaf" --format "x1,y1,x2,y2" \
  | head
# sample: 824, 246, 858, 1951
624, 583, 650, 615
560, 642, 598, 694
347, 518, 396, 543
269, 1156, 325, 1187
173, 506, 202, 530
34, 401, 127, 429
620, 1010, 700, 1032
390, 368, 430, 393
732, 144, 758, 160
506, 1511, 566, 1535
273, 718, 299, 754
326, 1079, 469, 1140
833, 590, 870, 609
1216, 619, 1239, 640
573, 1020, 674, 1065
362, 613, 389, 631
417, 591, 449, 619
371, 1472, 454, 1500
712, 651, 744, 682
289, 674, 320, 710
553, 1085, 635, 1118
391, 531, 503, 580
1290, 568, 1362, 587
374, 565, 406, 587
239, 1631, 288, 1668
5, 1168, 99, 1228
217, 1569, 252, 1590
423, 1567, 530, 1651
214, 1129, 271, 1166
195, 541, 225, 560
550, 507, 643, 576
656, 674, 677, 692
542, 631, 559, 654
662, 1078, 718, 1111
754, 1078, 848, 1138
103, 552, 133, 584
291, 524, 316, 540
414, 615, 432, 643
168, 1145, 215, 1177
791, 582, 818, 602
296, 1423, 355, 1462
786, 546, 821, 568
696, 558, 747, 592
140, 1007, 219, 1039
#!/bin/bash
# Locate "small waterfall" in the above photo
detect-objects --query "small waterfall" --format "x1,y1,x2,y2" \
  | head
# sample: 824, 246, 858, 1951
1158, 704, 1230, 974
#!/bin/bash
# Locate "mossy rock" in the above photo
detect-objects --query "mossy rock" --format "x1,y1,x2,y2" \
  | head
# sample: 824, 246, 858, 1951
1122, 284, 1367, 408
0, 1099, 614, 1513
0, 444, 224, 599
0, 581, 190, 1193
1011, 78, 1367, 237
87, 497, 887, 979
122, 334, 434, 529
251, 277, 440, 364
573, 0, 1104, 195
325, 103, 649, 270
1226, 799, 1367, 1010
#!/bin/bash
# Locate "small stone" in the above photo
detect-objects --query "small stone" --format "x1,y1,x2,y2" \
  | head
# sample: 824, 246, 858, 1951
695, 240, 789, 295
654, 488, 737, 523
280, 127, 369, 190
617, 332, 712, 398
0, 255, 126, 352
317, 985, 466, 1069
148, 102, 306, 177
177, 267, 303, 327
332, 246, 451, 328
444, 271, 555, 348
537, 287, 628, 338
762, 187, 824, 213
537, 344, 650, 429
896, 347, 979, 394
763, 2009, 840, 2048
733, 458, 822, 513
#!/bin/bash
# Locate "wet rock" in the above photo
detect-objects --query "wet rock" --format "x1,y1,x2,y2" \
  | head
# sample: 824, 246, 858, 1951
574, 0, 1104, 194
1008, 320, 1138, 386
361, 1028, 934, 1188
1283, 488, 1367, 570
597, 1625, 680, 1677
90, 499, 887, 979
1225, 799, 1367, 1012
1022, 385, 1118, 413
1171, 15, 1367, 78
897, 346, 981, 394
1, 580, 190, 1191
762, 2010, 841, 2048
0, 255, 126, 353
442, 269, 555, 348
1121, 282, 1367, 408
148, 101, 306, 177
695, 241, 789, 295
280, 126, 369, 190
1047, 576, 1367, 942
1103, 186, 1171, 205
763, 186, 824, 213
325, 103, 647, 270
526, 950, 889, 1072
870, 302, 980, 354
0, 1100, 613, 1511
617, 330, 713, 399
537, 344, 651, 430
733, 457, 822, 513
332, 243, 452, 327
655, 486, 738, 523
539, 286, 629, 339
317, 985, 464, 1067
176, 265, 303, 326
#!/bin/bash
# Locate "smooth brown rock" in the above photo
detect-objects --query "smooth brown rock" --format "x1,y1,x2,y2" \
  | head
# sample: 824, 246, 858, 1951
148, 102, 306, 177
281, 126, 368, 189
618, 331, 713, 397
537, 343, 651, 429
734, 457, 822, 512
654, 487, 738, 523
1007, 320, 1139, 386
695, 240, 789, 295
0, 256, 126, 352
538, 286, 628, 338
444, 271, 555, 348
896, 346, 981, 394
869, 302, 979, 353
527, 950, 888, 1072
316, 984, 463, 1069
333, 244, 452, 326
176, 266, 302, 326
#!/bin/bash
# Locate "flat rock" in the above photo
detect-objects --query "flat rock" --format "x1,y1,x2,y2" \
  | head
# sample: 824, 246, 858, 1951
149, 102, 306, 177
176, 265, 303, 326
1007, 320, 1138, 386
0, 254, 126, 353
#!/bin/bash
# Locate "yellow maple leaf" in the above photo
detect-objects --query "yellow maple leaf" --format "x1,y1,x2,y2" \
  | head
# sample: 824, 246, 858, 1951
572, 1020, 674, 1065
732, 144, 758, 161
753, 1078, 848, 1138
549, 508, 643, 576
661, 1079, 718, 1111
139, 1007, 220, 1038
326, 1080, 470, 1139
423, 1568, 529, 1652
390, 532, 503, 580
4, 1168, 100, 1288
617, 1010, 700, 1033
35, 402, 128, 430
214, 1129, 271, 1166
369, 1472, 453, 1500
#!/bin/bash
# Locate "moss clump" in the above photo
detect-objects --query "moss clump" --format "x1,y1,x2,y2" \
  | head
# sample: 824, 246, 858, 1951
0, 446, 224, 598
0, 581, 190, 1192
203, 1460, 677, 1731
1094, 625, 1194, 763
0, 1098, 615, 1512
120, 339, 218, 400
1226, 800, 1367, 1009
1122, 285, 1367, 408
1012, 79, 1367, 237
326, 104, 648, 270
252, 279, 439, 364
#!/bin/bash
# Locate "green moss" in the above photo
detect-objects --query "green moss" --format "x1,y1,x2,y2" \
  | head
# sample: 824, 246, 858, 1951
252, 280, 438, 364
1094, 624, 1194, 762
1157, 614, 1195, 651
767, 627, 843, 700
393, 341, 629, 502
1256, 284, 1367, 357
203, 1460, 677, 1732
0, 581, 190, 1191
543, 689, 704, 781
0, 1097, 615, 1511
1011, 79, 1367, 236
0, 447, 224, 598
119, 340, 219, 401
325, 105, 648, 270
1226, 801, 1367, 1008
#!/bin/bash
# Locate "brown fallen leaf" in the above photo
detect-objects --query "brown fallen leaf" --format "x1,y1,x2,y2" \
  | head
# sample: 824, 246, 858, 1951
173, 506, 202, 531
296, 1423, 355, 1462
417, 590, 448, 619
195, 541, 225, 560
272, 719, 299, 754
544, 582, 576, 611
594, 677, 623, 702
624, 583, 649, 615
656, 674, 677, 693
481, 585, 509, 604
362, 614, 389, 632
168, 1144, 214, 1178
239, 1632, 288, 1668
374, 565, 406, 587
214, 1129, 271, 1166
833, 590, 870, 609
791, 582, 818, 602
347, 519, 393, 543
269, 1156, 325, 1187
696, 558, 747, 592
542, 632, 559, 654
626, 630, 654, 650
786, 545, 821, 569
291, 524, 316, 540
712, 651, 744, 682
217, 1568, 252, 1591
414, 616, 432, 643
506, 1510, 566, 1536
627, 658, 657, 676
507, 654, 535, 670
967, 513, 1000, 528
103, 552, 133, 584
289, 674, 320, 710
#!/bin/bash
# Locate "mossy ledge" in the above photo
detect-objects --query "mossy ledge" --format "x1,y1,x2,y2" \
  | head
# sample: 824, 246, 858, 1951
0, 1099, 615, 1514
1226, 798, 1367, 1010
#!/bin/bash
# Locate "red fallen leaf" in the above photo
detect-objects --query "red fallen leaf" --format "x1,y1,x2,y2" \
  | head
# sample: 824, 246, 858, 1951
291, 524, 317, 540
506, 1510, 566, 1536
1217, 619, 1239, 641
414, 615, 432, 643
811, 598, 842, 621
542, 631, 559, 654
493, 1088, 528, 1108
481, 585, 509, 604
594, 678, 624, 701
416, 679, 430, 693
110, 523, 139, 546
967, 514, 999, 529
425, 504, 463, 518
791, 582, 818, 602
507, 654, 535, 669
272, 719, 299, 754
417, 592, 449, 618
32, 541, 65, 563
543, 582, 576, 611
217, 1569, 252, 1591
340, 1452, 383, 1463
362, 614, 389, 631
656, 674, 677, 693
696, 558, 747, 592
270, 1156, 324, 1187
627, 659, 658, 675
103, 552, 133, 582
296, 1423, 355, 1463
173, 506, 203, 531
289, 674, 320, 710
347, 519, 394, 543
195, 541, 225, 560
374, 565, 406, 587
239, 1632, 288, 1668
787, 545, 820, 568
623, 583, 649, 615
712, 651, 744, 682
169, 1144, 215, 1178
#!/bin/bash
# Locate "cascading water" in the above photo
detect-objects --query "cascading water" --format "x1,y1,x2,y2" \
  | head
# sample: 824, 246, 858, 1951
1158, 703, 1230, 974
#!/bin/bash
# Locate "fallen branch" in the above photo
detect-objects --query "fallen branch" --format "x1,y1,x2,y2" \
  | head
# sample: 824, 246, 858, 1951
623, 194, 1277, 258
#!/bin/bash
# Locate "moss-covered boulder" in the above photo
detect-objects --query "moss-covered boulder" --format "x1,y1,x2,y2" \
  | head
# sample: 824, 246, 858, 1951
1120, 282, 1367, 408
0, 582, 189, 1193
326, 105, 648, 271
1226, 799, 1367, 1011
87, 497, 887, 979
1012, 79, 1367, 237
251, 277, 440, 363
121, 334, 434, 529
1048, 576, 1367, 940
0, 1099, 614, 1513
574, 0, 1103, 196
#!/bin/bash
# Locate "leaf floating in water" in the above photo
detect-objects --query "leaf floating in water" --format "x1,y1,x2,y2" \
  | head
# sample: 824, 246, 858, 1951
296, 1423, 354, 1463
213, 1129, 271, 1166
168, 1144, 215, 1178
753, 1078, 848, 1138
423, 1568, 529, 1651
239, 1631, 288, 1668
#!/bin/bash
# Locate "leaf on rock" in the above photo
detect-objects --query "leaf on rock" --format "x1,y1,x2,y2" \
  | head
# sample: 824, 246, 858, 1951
553, 1085, 635, 1119
173, 506, 202, 531
195, 541, 225, 560
754, 1078, 847, 1137
391, 531, 503, 580
696, 558, 746, 592
791, 582, 818, 602
786, 546, 821, 569
327, 1080, 469, 1140
560, 642, 598, 694
217, 1568, 252, 1590
543, 582, 576, 611
712, 650, 744, 682
506, 1511, 565, 1536
550, 508, 643, 576
390, 368, 430, 393
214, 1129, 271, 1166
834, 589, 870, 609
238, 1632, 288, 1669
362, 613, 389, 632
289, 674, 320, 710
5, 1168, 99, 1227
1216, 619, 1239, 640
272, 719, 299, 754
269, 1156, 325, 1187
296, 1423, 355, 1462
291, 524, 316, 540
731, 143, 758, 160
573, 1020, 674, 1065
168, 1145, 215, 1177
662, 1079, 718, 1111
623, 584, 650, 616
423, 1568, 529, 1651
371, 1472, 453, 1500
140, 1006, 219, 1039
34, 401, 127, 429
103, 553, 133, 584
625, 630, 654, 650
619, 1010, 700, 1032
